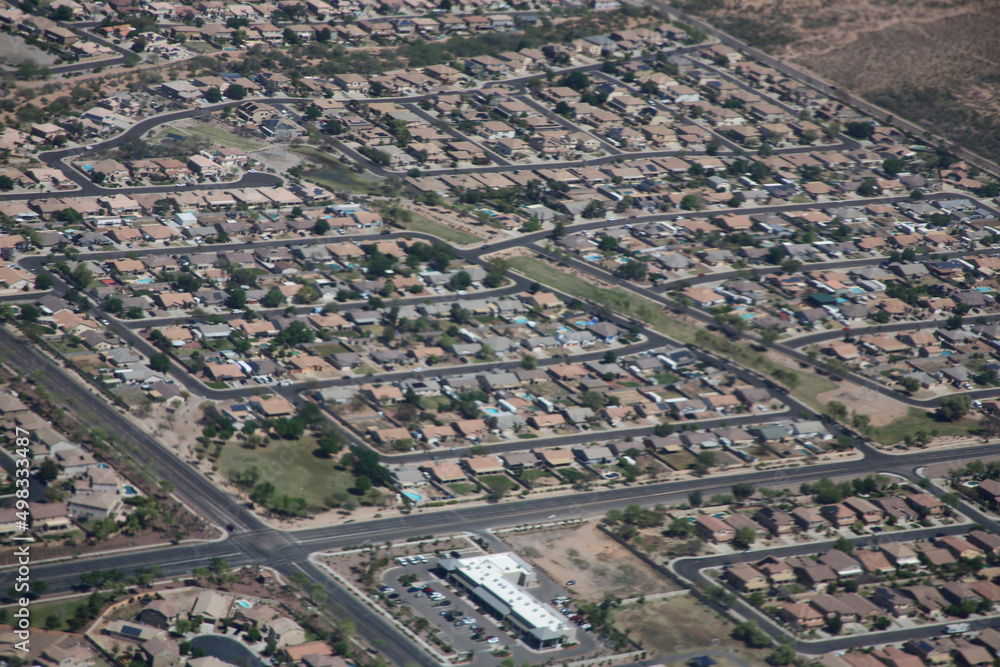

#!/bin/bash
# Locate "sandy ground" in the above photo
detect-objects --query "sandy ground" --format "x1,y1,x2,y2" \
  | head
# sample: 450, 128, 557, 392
0, 33, 58, 66
817, 385, 909, 427
134, 397, 205, 461
613, 595, 766, 664
501, 522, 681, 603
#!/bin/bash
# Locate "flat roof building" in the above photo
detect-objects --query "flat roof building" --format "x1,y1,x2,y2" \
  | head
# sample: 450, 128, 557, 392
436, 553, 576, 649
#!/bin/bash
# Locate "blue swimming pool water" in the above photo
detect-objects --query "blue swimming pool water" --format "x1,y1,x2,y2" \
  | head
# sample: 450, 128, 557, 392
123, 485, 138, 496
135, 278, 153, 284
403, 491, 423, 502
483, 407, 500, 415
514, 317, 529, 323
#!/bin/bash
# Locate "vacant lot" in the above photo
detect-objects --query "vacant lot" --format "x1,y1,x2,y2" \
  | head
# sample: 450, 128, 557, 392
870, 407, 978, 446
504, 521, 680, 602
217, 435, 357, 511
817, 385, 908, 427
679, 0, 1000, 162
613, 595, 767, 664
403, 213, 482, 245
156, 124, 262, 152
295, 146, 382, 194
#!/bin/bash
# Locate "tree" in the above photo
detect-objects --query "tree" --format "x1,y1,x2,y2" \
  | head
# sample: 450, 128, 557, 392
450, 271, 472, 290
225, 84, 247, 100
732, 621, 772, 648
149, 353, 171, 373
318, 434, 343, 457
250, 481, 275, 505
845, 121, 874, 140
857, 178, 881, 197
733, 526, 756, 549
781, 258, 803, 274
521, 354, 537, 370
833, 536, 855, 555
937, 395, 971, 422
899, 376, 920, 394
350, 446, 390, 486
851, 412, 871, 435
732, 482, 755, 501
826, 400, 848, 421
618, 259, 647, 281
680, 194, 702, 210
769, 641, 798, 666
261, 287, 284, 308
354, 475, 372, 493
19, 304, 39, 322
581, 200, 606, 219
34, 273, 54, 290
561, 71, 590, 92
882, 157, 906, 175
226, 287, 247, 310
553, 101, 573, 117
204, 87, 223, 104
688, 490, 703, 507
39, 458, 60, 482
666, 517, 693, 537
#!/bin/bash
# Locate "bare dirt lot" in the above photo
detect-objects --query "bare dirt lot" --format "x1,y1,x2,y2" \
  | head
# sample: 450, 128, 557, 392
613, 595, 767, 664
680, 0, 1000, 162
817, 384, 908, 427
501, 522, 681, 602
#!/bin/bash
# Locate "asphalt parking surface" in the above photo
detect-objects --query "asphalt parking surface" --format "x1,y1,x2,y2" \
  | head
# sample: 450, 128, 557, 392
381, 557, 601, 661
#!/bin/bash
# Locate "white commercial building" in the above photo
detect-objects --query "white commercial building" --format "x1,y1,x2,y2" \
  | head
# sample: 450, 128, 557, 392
436, 553, 576, 649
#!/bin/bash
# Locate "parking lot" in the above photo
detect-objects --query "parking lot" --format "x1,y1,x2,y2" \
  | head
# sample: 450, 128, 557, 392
379, 552, 601, 660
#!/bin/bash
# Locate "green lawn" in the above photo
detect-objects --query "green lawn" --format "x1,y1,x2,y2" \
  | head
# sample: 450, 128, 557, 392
294, 146, 382, 194
662, 451, 697, 471
520, 468, 553, 482
312, 342, 350, 356
23, 596, 90, 630
870, 407, 978, 445
509, 256, 838, 406
419, 395, 451, 410
653, 372, 680, 385
217, 434, 356, 511
789, 366, 840, 412
402, 213, 481, 245
156, 125, 262, 151
479, 474, 519, 493
558, 468, 593, 483
448, 482, 478, 496
508, 257, 692, 343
